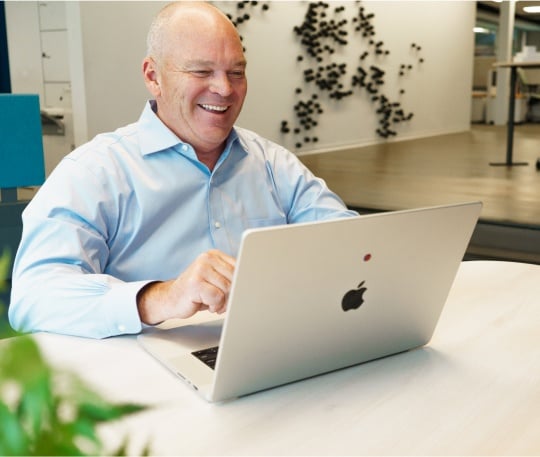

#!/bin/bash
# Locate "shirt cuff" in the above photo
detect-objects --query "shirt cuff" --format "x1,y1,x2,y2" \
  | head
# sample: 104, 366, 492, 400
105, 280, 154, 336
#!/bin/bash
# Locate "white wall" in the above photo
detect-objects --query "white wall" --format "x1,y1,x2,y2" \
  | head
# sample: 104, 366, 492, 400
8, 1, 476, 155
220, 0, 476, 152
5, 2, 43, 99
70, 1, 165, 143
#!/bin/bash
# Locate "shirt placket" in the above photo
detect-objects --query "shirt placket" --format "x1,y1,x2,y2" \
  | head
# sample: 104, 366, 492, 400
207, 173, 230, 253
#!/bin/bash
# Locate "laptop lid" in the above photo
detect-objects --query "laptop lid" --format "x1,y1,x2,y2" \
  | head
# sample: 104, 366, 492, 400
138, 201, 481, 402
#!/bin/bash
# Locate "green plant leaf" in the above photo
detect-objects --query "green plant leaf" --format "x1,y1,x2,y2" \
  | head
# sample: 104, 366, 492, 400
0, 248, 10, 293
33, 427, 88, 456
0, 248, 15, 337
79, 401, 147, 423
0, 335, 49, 382
0, 250, 152, 456
0, 401, 30, 455
17, 374, 55, 438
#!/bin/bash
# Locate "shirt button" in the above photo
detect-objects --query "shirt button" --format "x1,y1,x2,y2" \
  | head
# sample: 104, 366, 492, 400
214, 221, 221, 229
118, 324, 126, 332
181, 145, 188, 152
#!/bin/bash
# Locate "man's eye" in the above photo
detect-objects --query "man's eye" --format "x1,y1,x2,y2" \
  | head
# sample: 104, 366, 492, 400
229, 71, 246, 79
191, 70, 212, 77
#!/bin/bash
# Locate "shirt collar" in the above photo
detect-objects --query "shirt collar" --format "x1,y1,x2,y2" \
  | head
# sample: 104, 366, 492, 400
137, 101, 181, 156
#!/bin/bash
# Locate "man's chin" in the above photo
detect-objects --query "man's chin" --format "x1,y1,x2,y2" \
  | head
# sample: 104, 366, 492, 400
201, 125, 234, 143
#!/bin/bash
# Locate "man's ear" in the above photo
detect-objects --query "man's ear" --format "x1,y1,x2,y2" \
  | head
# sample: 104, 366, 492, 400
142, 57, 161, 97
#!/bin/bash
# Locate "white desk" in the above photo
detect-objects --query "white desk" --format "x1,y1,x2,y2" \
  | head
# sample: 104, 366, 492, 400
31, 261, 540, 455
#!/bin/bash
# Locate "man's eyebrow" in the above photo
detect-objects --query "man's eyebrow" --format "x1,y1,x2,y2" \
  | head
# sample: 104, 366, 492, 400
182, 59, 247, 69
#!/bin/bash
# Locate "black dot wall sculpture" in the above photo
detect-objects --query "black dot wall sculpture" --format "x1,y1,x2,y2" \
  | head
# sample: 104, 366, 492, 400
282, 1, 424, 147
224, 1, 270, 52
222, 1, 425, 150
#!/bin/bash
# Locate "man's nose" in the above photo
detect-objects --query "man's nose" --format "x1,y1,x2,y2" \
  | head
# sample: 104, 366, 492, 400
209, 72, 234, 97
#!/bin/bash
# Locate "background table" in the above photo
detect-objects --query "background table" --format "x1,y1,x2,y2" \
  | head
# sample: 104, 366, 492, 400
29, 261, 540, 455
491, 61, 540, 166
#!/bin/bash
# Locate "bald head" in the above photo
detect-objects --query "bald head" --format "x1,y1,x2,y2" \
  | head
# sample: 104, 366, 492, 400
146, 2, 242, 66
141, 1, 248, 163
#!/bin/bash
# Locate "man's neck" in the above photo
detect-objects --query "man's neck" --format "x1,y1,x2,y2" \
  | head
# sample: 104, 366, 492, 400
196, 150, 222, 172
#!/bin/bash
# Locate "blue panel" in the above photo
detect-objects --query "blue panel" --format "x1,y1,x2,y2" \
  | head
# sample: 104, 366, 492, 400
0, 94, 45, 188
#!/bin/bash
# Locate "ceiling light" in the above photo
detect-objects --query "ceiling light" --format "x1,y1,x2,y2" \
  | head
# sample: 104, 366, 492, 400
523, 5, 540, 13
474, 27, 491, 33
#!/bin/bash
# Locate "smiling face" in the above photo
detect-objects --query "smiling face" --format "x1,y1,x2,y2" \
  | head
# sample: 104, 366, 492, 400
143, 3, 247, 166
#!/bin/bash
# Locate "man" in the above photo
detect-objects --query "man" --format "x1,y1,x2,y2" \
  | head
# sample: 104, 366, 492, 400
9, 2, 357, 339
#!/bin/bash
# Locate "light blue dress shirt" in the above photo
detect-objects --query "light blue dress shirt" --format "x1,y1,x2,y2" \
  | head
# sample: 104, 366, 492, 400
9, 101, 358, 338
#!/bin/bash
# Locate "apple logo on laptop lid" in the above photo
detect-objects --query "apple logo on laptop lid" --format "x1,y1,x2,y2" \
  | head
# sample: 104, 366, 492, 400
341, 281, 367, 312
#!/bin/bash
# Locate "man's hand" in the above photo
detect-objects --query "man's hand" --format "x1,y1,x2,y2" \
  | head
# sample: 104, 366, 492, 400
137, 249, 236, 325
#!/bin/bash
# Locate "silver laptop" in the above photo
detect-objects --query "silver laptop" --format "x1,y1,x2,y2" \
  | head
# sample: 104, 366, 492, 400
138, 201, 481, 402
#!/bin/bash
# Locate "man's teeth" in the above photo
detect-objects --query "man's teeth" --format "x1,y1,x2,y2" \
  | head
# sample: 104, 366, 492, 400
201, 104, 228, 112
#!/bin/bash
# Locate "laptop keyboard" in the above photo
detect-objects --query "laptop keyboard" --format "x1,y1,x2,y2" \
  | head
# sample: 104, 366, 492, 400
192, 346, 219, 369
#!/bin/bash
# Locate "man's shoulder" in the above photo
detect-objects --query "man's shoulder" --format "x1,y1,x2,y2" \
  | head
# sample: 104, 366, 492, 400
233, 126, 289, 156
67, 122, 140, 163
